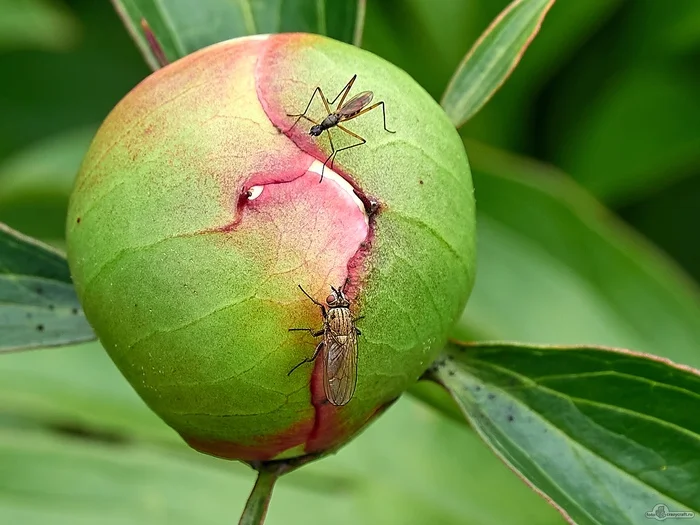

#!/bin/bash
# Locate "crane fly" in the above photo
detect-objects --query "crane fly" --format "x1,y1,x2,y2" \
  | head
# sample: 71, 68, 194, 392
287, 282, 363, 406
286, 74, 395, 182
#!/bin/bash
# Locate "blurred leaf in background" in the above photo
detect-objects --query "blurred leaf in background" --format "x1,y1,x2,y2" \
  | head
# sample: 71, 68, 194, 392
364, 0, 700, 286
3, 0, 700, 523
542, 0, 700, 205
0, 343, 565, 525
457, 141, 700, 368
535, 0, 700, 282
363, 0, 625, 150
0, 0, 148, 172
0, 126, 95, 241
0, 0, 80, 52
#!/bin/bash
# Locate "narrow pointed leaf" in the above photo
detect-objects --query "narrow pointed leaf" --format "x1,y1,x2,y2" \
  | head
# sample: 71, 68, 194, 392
0, 224, 95, 352
441, 0, 555, 127
111, 0, 366, 70
430, 341, 700, 525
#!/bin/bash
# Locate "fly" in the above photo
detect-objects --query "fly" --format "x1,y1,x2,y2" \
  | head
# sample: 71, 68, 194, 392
287, 282, 363, 406
286, 74, 395, 182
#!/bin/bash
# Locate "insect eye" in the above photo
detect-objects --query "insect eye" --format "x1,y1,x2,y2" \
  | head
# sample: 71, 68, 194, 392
326, 294, 336, 305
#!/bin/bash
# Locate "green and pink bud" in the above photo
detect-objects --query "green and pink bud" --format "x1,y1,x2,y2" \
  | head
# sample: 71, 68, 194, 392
66, 33, 476, 462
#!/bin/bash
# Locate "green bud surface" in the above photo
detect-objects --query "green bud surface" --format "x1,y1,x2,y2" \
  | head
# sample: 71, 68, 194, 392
66, 33, 476, 461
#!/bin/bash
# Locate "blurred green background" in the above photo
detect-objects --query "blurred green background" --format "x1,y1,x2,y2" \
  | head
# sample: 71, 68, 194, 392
2, 0, 699, 524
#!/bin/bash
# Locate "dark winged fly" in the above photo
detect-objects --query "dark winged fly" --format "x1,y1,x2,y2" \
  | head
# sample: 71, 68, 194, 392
287, 283, 363, 406
286, 74, 395, 182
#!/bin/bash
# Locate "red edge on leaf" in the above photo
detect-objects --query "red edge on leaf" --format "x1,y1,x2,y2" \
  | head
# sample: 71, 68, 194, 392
449, 340, 700, 378
445, 340, 700, 525
139, 18, 170, 68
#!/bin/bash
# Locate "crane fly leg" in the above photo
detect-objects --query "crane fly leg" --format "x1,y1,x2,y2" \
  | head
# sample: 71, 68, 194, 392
329, 74, 358, 109
342, 101, 396, 134
319, 124, 367, 182
319, 129, 337, 182
331, 124, 367, 166
285, 87, 332, 132
295, 115, 319, 126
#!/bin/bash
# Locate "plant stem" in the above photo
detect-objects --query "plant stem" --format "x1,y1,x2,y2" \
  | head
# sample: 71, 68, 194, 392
238, 468, 280, 525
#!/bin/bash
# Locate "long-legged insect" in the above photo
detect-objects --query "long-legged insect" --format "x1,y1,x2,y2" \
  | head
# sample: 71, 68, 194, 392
287, 282, 363, 406
286, 74, 395, 182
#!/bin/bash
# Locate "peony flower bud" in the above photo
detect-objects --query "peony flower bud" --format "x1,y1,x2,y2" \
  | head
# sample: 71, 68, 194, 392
66, 33, 476, 462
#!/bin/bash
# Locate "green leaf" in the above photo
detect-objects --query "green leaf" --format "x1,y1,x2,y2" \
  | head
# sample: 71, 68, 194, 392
456, 141, 700, 370
538, 2, 700, 205
455, 0, 624, 151
430, 341, 700, 524
440, 0, 555, 128
0, 425, 255, 525
0, 3, 149, 163
0, 0, 80, 52
0, 392, 564, 525
0, 126, 96, 241
553, 66, 700, 205
0, 337, 564, 524
0, 224, 95, 352
111, 0, 366, 70
0, 342, 175, 444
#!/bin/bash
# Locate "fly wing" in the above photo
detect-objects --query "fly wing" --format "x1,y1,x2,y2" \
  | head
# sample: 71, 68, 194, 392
337, 91, 373, 117
323, 329, 358, 406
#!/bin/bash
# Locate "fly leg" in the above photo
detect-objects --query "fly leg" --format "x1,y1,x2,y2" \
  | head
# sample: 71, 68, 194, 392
319, 75, 357, 182
288, 327, 324, 337
287, 341, 324, 376
353, 315, 364, 336
297, 284, 327, 318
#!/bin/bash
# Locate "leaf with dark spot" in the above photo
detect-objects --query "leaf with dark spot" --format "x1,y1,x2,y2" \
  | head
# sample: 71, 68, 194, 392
428, 341, 700, 524
0, 223, 96, 352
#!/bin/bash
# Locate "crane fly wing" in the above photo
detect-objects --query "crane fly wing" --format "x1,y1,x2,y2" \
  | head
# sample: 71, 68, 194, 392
323, 329, 358, 406
337, 91, 374, 118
